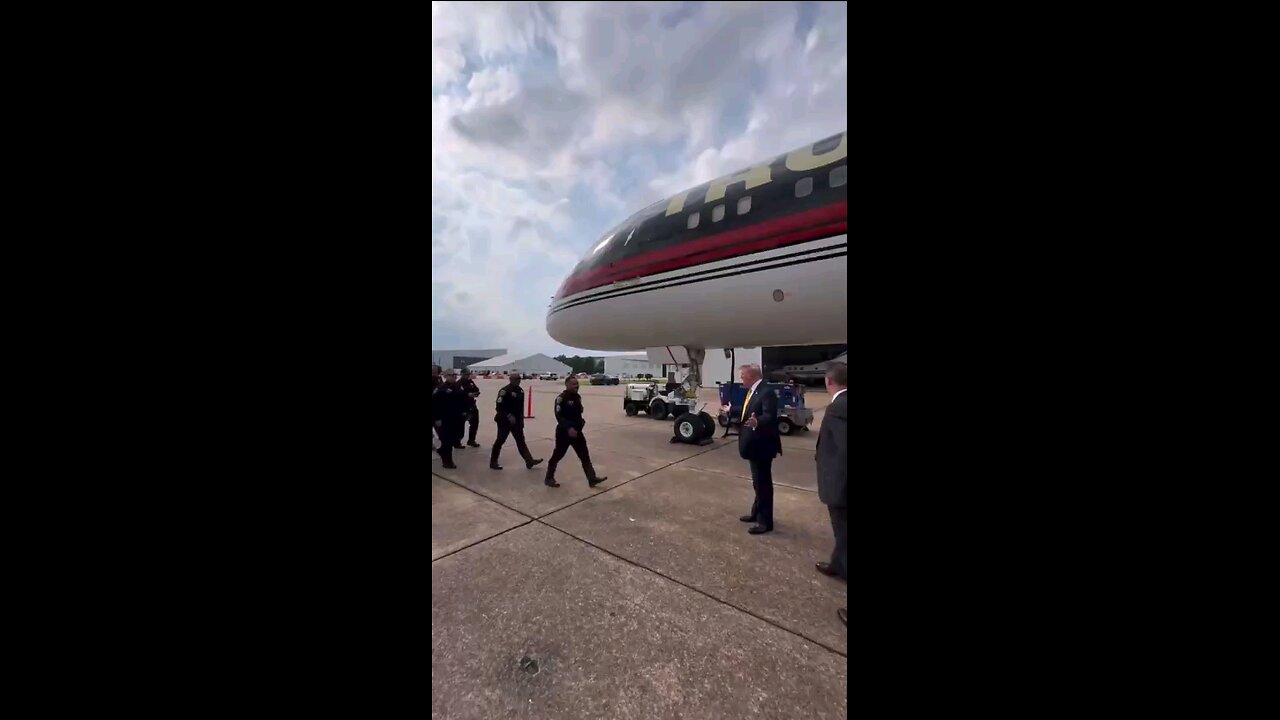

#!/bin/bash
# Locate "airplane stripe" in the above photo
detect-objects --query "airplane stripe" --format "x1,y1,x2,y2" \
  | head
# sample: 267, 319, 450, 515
549, 241, 848, 314
548, 248, 847, 316
553, 235, 845, 306
556, 200, 847, 298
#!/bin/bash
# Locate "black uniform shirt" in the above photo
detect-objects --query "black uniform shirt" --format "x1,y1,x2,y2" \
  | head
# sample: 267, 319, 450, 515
432, 381, 465, 422
554, 390, 585, 432
458, 377, 480, 408
496, 383, 525, 422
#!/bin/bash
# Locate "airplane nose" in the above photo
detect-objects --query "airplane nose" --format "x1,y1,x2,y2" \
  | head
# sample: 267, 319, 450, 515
546, 304, 570, 345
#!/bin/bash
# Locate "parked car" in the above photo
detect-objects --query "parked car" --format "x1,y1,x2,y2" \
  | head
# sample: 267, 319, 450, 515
589, 373, 618, 385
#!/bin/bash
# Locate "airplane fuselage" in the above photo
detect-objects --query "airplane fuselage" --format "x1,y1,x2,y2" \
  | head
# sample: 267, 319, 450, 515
547, 132, 848, 352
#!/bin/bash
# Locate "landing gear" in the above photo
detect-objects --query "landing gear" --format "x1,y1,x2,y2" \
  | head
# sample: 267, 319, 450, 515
669, 347, 716, 445
675, 415, 700, 442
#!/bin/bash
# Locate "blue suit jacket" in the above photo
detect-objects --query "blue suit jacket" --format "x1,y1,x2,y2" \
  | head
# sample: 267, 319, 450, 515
737, 383, 781, 460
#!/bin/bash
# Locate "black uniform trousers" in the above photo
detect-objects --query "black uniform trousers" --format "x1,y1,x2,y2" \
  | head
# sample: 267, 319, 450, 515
491, 420, 533, 465
748, 458, 775, 528
546, 428, 597, 481
435, 423, 454, 464
436, 416, 466, 460
827, 505, 847, 579
464, 403, 479, 444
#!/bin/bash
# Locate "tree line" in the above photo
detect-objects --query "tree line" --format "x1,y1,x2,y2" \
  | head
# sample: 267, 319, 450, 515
554, 355, 605, 375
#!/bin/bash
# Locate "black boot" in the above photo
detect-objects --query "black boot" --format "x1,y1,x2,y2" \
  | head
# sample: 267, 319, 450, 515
526, 458, 543, 469
545, 476, 560, 488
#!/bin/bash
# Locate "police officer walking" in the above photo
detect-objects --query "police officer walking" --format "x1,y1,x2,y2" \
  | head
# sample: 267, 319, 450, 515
432, 369, 467, 468
490, 374, 543, 470
458, 368, 483, 448
431, 364, 442, 452
545, 377, 607, 488
441, 368, 466, 451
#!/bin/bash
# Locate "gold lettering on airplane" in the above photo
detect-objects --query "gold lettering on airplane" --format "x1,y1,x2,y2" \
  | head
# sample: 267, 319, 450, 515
784, 132, 847, 172
660, 132, 847, 216
703, 164, 772, 204
665, 163, 773, 216
665, 193, 690, 217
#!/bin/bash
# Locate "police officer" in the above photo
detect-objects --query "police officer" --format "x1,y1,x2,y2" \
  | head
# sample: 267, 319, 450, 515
490, 374, 543, 470
430, 364, 442, 451
545, 377, 607, 488
458, 368, 483, 448
432, 369, 466, 468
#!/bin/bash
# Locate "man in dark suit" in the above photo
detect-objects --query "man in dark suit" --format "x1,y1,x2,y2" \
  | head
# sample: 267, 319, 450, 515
725, 363, 781, 535
815, 362, 848, 627
815, 363, 848, 583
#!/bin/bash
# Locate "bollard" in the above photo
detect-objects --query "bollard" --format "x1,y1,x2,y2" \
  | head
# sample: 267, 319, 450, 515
524, 384, 535, 419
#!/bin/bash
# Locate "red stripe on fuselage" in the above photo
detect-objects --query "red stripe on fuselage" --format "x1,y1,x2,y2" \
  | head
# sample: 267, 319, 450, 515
556, 200, 848, 300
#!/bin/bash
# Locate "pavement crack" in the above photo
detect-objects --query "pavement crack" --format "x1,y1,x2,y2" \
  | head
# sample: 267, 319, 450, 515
432, 438, 844, 659
537, 521, 847, 659
535, 440, 728, 520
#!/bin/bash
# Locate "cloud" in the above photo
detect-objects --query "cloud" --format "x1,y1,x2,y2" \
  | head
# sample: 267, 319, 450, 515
431, 1, 847, 355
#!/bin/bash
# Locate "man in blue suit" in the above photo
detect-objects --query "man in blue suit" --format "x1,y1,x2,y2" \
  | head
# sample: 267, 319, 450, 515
728, 363, 781, 535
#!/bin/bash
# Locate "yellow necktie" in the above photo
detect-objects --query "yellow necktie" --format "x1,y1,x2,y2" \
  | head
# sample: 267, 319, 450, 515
741, 387, 754, 422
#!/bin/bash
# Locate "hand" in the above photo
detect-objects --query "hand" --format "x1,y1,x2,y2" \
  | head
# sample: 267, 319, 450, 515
745, 413, 758, 429
507, 414, 517, 425
434, 420, 442, 428
721, 404, 731, 414
568, 428, 579, 439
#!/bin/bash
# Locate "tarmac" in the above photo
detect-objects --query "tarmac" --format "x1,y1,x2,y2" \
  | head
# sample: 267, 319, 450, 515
432, 379, 847, 719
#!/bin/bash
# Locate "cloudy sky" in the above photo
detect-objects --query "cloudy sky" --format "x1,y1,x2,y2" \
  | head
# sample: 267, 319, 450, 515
431, 1, 847, 356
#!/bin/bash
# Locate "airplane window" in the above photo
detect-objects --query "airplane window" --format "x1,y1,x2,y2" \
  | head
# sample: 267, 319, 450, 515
737, 196, 751, 215
712, 205, 725, 222
795, 177, 813, 197
687, 212, 699, 229
829, 166, 847, 188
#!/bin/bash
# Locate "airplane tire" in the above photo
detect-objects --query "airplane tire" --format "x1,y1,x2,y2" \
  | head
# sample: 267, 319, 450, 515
675, 416, 699, 443
697, 412, 716, 439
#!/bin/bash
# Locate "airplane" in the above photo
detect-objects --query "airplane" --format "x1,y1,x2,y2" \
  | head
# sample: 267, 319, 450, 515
546, 131, 847, 442
769, 351, 849, 386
